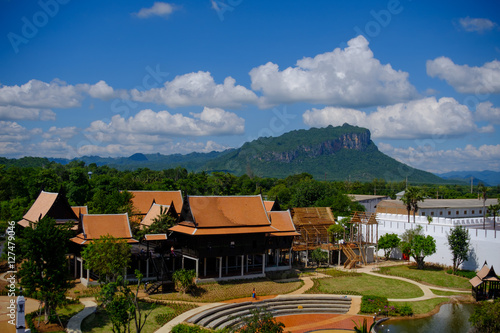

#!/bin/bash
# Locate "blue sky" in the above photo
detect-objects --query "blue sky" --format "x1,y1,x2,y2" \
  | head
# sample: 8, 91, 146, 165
0, 0, 499, 173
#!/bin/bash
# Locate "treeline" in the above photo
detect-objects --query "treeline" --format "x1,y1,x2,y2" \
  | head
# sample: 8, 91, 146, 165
0, 160, 498, 223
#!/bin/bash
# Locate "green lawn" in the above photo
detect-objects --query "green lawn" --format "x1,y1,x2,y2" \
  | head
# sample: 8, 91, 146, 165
306, 273, 424, 299
390, 298, 450, 315
430, 289, 468, 296
82, 302, 181, 333
151, 278, 303, 303
378, 264, 471, 289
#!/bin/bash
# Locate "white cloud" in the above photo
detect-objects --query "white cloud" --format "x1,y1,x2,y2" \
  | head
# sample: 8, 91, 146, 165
475, 101, 500, 124
249, 35, 418, 108
379, 142, 500, 173
42, 126, 79, 140
459, 17, 497, 33
130, 71, 257, 108
426, 57, 500, 94
86, 107, 244, 144
135, 2, 176, 19
303, 97, 490, 139
0, 105, 55, 121
0, 79, 83, 109
0, 121, 38, 142
87, 80, 117, 100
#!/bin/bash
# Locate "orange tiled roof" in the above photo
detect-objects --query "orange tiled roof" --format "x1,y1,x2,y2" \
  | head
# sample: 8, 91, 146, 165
264, 201, 275, 211
128, 190, 183, 215
23, 191, 59, 222
144, 234, 168, 241
170, 224, 278, 235
140, 203, 172, 228
72, 206, 88, 216
70, 213, 137, 244
187, 195, 271, 228
268, 210, 300, 236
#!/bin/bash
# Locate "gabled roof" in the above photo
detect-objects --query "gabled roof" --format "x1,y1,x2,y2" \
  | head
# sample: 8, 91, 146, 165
264, 200, 281, 212
140, 203, 177, 228
128, 190, 183, 215
170, 195, 277, 235
70, 213, 137, 245
477, 263, 500, 282
268, 210, 300, 236
72, 206, 88, 216
18, 191, 78, 227
291, 207, 335, 226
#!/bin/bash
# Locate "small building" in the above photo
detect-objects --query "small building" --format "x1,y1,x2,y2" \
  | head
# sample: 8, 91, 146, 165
169, 195, 298, 281
376, 198, 497, 219
69, 213, 138, 286
127, 190, 183, 222
17, 190, 79, 230
349, 194, 390, 213
469, 262, 500, 301
140, 203, 178, 229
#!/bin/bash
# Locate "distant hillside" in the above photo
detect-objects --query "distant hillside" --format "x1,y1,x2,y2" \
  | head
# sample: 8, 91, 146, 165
436, 170, 500, 186
1, 124, 457, 183
199, 124, 446, 183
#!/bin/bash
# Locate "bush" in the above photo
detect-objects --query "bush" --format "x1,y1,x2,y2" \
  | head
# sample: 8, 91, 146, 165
446, 269, 476, 279
360, 295, 412, 317
171, 323, 225, 333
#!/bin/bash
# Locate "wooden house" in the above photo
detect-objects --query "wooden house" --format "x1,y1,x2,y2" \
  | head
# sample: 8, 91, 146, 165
169, 195, 298, 281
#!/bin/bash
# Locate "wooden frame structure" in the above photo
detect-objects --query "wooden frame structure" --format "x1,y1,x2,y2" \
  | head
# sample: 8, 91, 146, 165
470, 262, 500, 301
291, 207, 335, 252
341, 211, 379, 269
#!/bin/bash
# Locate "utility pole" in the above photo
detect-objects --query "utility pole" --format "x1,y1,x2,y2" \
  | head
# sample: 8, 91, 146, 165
470, 177, 473, 194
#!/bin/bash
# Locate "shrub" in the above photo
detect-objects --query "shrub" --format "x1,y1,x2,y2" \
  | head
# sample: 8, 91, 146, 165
360, 295, 388, 314
446, 269, 476, 279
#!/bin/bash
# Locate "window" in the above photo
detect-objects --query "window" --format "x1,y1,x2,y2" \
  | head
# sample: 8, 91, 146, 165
440, 211, 443, 216
431, 212, 434, 216
422, 212, 425, 216
464, 211, 467, 215
448, 211, 451, 215
456, 211, 459, 215
472, 210, 475, 214
480, 210, 482, 214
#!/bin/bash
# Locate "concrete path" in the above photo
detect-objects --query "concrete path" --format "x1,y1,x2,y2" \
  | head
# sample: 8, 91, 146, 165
66, 298, 97, 333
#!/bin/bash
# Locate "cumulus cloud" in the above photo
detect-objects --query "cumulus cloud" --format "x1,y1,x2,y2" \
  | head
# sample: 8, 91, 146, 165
458, 17, 497, 33
379, 142, 500, 173
0, 106, 56, 121
131, 71, 257, 108
249, 35, 418, 108
426, 57, 500, 94
86, 80, 117, 100
303, 97, 490, 139
475, 102, 500, 124
0, 121, 39, 142
86, 107, 244, 144
42, 126, 79, 140
134, 2, 177, 19
0, 79, 83, 109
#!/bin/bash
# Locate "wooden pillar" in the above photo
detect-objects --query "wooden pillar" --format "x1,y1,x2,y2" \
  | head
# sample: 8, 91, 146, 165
262, 253, 266, 274
241, 255, 244, 276
219, 257, 222, 278
204, 258, 207, 277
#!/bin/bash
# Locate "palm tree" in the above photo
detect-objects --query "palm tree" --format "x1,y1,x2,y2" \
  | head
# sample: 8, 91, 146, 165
478, 184, 489, 229
401, 187, 425, 224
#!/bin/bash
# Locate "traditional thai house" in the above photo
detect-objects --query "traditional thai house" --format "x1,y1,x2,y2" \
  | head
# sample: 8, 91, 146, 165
169, 195, 298, 281
140, 203, 178, 229
470, 262, 500, 301
69, 213, 138, 286
127, 190, 183, 223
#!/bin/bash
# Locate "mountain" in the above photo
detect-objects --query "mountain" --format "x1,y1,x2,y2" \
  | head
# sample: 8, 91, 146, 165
2, 124, 453, 183
436, 170, 500, 186
199, 124, 445, 183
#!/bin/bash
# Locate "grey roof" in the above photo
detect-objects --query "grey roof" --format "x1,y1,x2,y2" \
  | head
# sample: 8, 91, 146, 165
349, 195, 390, 202
407, 198, 497, 209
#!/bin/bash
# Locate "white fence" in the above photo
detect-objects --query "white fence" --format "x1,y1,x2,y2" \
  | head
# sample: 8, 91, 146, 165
376, 213, 500, 271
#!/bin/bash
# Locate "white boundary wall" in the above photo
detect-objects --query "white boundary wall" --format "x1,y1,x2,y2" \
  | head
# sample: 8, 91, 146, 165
376, 213, 500, 271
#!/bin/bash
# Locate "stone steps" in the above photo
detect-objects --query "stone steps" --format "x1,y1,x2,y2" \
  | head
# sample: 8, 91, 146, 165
187, 295, 352, 330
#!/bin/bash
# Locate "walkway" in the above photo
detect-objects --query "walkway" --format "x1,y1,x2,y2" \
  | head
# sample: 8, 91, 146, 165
66, 261, 470, 332
66, 298, 97, 333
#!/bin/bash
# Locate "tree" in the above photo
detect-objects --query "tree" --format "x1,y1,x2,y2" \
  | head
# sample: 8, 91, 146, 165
378, 233, 400, 260
99, 271, 155, 333
478, 183, 489, 229
487, 198, 499, 231
447, 226, 471, 273
311, 248, 328, 267
400, 225, 436, 269
328, 223, 344, 244
400, 187, 425, 223
81, 235, 131, 283
18, 217, 73, 323
172, 269, 196, 294
233, 307, 285, 333
469, 299, 500, 333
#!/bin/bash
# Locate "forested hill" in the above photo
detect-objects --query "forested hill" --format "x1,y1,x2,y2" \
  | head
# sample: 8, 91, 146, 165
1, 124, 446, 183
200, 124, 444, 183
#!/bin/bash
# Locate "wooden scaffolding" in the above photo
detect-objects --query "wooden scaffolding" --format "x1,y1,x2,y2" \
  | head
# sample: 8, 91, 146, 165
341, 211, 379, 269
